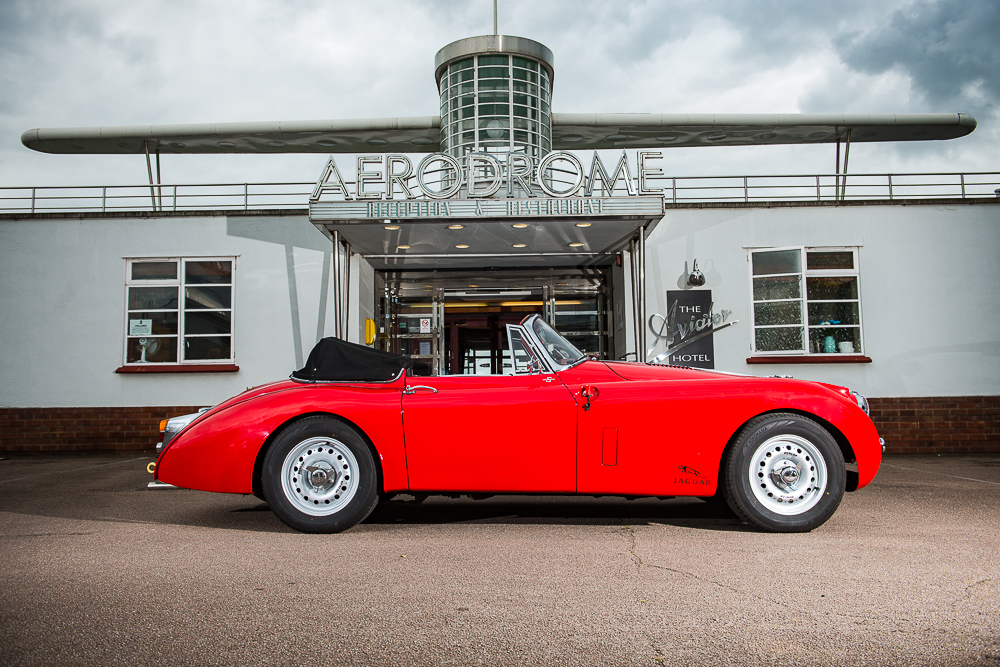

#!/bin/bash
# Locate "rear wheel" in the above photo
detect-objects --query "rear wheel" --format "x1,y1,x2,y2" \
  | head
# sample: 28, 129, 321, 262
262, 416, 378, 533
725, 413, 845, 532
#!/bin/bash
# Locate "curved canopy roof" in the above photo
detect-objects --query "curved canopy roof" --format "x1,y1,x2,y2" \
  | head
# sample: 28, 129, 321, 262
21, 112, 975, 155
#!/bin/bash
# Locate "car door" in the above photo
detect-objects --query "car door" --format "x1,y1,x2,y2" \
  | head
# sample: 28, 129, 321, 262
557, 363, 695, 496
402, 327, 578, 493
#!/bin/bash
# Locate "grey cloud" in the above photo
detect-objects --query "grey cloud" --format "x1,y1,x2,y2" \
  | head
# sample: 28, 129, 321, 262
834, 0, 1000, 111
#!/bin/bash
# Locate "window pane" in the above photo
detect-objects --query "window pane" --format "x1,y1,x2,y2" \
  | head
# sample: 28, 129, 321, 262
126, 336, 177, 363
478, 55, 507, 66
807, 276, 858, 300
186, 261, 232, 284
185, 336, 231, 360
127, 311, 178, 335
752, 249, 801, 276
185, 311, 231, 335
753, 275, 801, 301
128, 286, 178, 310
131, 261, 177, 281
186, 286, 231, 310
807, 251, 854, 270
755, 327, 803, 352
754, 301, 802, 326
808, 302, 860, 326
809, 327, 861, 354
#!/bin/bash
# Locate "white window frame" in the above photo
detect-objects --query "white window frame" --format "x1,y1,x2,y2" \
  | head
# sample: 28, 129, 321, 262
748, 246, 864, 356
123, 256, 236, 365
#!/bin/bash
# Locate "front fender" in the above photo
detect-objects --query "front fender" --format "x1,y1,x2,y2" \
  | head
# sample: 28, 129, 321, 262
156, 379, 407, 494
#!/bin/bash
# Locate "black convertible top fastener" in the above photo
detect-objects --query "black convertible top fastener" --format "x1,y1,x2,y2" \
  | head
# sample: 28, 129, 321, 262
291, 337, 430, 382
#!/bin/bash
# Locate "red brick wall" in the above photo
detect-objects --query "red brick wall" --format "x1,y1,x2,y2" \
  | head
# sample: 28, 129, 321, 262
1, 398, 998, 454
868, 396, 1000, 454
0, 407, 204, 452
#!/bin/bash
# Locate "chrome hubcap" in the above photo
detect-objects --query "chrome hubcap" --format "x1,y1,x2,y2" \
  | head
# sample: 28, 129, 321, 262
281, 437, 359, 516
749, 434, 827, 515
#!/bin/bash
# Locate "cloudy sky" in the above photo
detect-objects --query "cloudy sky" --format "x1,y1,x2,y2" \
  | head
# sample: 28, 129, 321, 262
1, 0, 997, 189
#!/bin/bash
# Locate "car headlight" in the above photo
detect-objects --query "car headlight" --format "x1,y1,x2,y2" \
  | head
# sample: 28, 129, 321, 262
156, 409, 208, 455
849, 390, 870, 416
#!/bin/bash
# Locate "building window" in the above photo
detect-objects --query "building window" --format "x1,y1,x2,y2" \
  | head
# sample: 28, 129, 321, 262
124, 258, 234, 365
749, 247, 862, 355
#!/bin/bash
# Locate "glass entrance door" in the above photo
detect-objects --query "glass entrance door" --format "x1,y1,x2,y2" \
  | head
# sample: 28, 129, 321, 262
378, 270, 610, 375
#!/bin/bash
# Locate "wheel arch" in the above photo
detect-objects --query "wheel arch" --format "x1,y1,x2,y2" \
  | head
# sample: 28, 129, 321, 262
717, 408, 860, 493
251, 411, 386, 500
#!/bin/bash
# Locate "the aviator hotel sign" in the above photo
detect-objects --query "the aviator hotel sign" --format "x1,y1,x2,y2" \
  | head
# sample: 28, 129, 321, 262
308, 150, 667, 221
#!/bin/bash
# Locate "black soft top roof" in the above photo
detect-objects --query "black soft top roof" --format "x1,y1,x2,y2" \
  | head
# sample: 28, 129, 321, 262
292, 337, 429, 382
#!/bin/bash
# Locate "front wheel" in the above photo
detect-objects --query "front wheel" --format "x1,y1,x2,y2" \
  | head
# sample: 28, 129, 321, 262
724, 413, 845, 532
262, 416, 379, 533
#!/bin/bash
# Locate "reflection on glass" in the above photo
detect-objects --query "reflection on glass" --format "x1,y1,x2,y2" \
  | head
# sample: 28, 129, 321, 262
185, 286, 231, 310
755, 327, 803, 352
807, 276, 858, 300
753, 275, 801, 301
184, 336, 231, 360
808, 302, 860, 326
185, 261, 231, 284
754, 302, 802, 326
808, 327, 862, 354
127, 336, 177, 363
129, 286, 178, 310
131, 261, 177, 281
185, 311, 231, 335
807, 251, 854, 270
752, 249, 800, 276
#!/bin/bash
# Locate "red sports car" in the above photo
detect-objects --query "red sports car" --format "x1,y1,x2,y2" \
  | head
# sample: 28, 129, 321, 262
154, 314, 883, 533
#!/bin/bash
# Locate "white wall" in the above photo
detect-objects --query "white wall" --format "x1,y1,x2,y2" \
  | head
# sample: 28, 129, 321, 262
0, 213, 337, 407
643, 202, 1000, 397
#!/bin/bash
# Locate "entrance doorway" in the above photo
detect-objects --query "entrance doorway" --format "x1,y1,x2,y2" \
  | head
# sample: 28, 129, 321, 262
376, 269, 611, 375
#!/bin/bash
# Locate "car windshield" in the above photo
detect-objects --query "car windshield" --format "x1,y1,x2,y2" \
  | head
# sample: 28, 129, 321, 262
531, 318, 586, 366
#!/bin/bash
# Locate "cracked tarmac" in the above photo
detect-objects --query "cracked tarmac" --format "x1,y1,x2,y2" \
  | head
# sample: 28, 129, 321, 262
0, 453, 998, 666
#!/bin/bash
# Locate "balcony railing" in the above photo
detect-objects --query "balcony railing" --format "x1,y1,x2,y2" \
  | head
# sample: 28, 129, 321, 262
1, 172, 997, 214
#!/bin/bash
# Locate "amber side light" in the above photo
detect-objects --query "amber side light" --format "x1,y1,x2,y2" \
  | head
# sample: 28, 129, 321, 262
159, 419, 169, 433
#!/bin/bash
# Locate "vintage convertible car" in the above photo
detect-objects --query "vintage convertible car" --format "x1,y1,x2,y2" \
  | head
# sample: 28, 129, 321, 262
154, 314, 883, 533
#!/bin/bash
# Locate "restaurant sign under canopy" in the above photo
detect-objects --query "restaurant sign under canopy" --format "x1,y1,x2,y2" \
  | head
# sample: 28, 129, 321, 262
309, 150, 666, 221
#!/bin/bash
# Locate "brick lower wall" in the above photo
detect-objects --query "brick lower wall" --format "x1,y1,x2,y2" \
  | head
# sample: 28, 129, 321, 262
1, 397, 998, 454
868, 396, 1000, 454
0, 406, 204, 452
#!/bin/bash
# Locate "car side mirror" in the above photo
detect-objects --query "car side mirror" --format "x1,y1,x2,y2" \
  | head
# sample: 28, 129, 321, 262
527, 358, 542, 374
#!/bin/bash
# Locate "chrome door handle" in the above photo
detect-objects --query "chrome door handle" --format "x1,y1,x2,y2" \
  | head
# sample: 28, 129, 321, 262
403, 385, 439, 394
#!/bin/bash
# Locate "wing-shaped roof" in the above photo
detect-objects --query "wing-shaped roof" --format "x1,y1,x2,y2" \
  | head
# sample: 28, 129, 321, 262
21, 117, 442, 155
550, 113, 977, 150
21, 112, 975, 154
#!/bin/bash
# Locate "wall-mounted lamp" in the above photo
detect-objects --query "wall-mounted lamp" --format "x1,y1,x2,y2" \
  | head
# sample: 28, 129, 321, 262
687, 259, 706, 287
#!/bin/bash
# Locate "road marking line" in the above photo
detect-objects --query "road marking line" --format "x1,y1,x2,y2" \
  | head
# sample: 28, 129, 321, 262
881, 463, 1000, 486
0, 457, 150, 484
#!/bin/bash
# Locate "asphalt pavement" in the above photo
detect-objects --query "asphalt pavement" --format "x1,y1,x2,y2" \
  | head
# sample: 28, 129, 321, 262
0, 453, 998, 667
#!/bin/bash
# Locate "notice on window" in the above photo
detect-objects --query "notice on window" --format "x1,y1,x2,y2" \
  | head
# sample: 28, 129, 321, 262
419, 341, 431, 356
129, 319, 153, 336
419, 318, 431, 334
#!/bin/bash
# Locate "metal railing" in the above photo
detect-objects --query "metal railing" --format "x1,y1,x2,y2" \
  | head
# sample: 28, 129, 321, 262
1, 172, 997, 214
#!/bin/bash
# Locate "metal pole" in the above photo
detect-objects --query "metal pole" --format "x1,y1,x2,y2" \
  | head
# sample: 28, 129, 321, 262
834, 137, 841, 202
102, 186, 106, 213
888, 174, 893, 200
342, 241, 352, 339
144, 141, 157, 211
244, 183, 248, 211
332, 230, 342, 339
629, 236, 639, 360
493, 0, 498, 35
155, 149, 162, 211
31, 187, 36, 214
960, 173, 966, 198
638, 225, 646, 359
840, 129, 852, 201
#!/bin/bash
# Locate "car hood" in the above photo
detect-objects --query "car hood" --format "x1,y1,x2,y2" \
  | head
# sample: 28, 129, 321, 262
603, 361, 749, 381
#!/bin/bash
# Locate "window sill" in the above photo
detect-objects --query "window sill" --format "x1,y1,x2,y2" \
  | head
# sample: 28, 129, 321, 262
116, 364, 239, 374
746, 355, 871, 364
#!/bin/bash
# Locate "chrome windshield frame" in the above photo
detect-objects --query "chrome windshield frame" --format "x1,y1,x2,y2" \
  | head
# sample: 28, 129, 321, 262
518, 314, 589, 371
